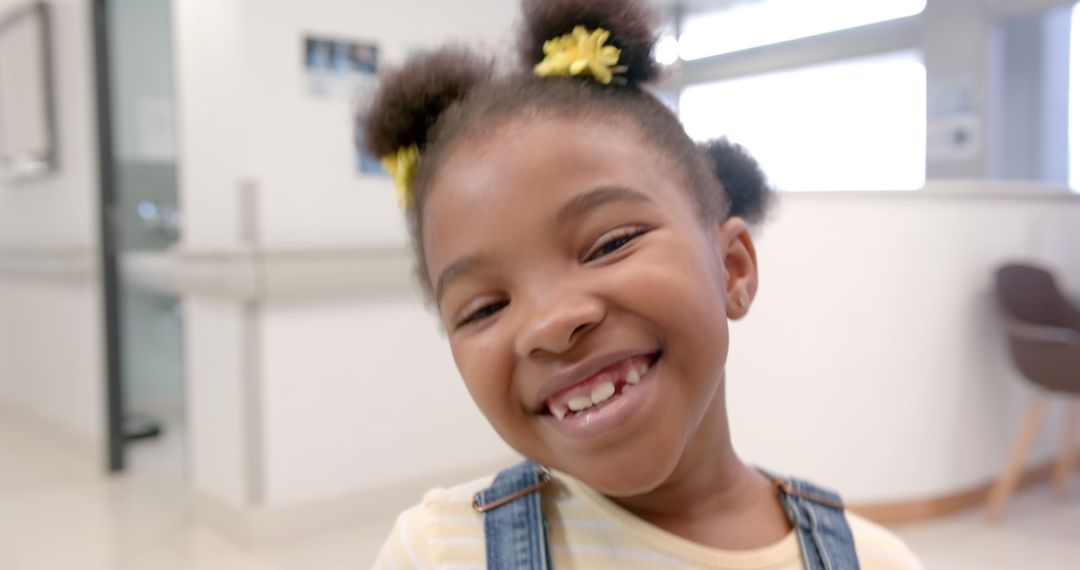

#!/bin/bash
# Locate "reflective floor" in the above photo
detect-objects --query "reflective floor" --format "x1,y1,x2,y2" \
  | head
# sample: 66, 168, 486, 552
1, 416, 1078, 570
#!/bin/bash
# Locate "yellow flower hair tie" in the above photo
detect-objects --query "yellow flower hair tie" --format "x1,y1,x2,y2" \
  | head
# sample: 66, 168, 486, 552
381, 144, 420, 208
534, 26, 622, 85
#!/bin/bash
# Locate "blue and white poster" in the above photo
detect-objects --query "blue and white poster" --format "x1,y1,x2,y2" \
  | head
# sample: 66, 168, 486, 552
303, 35, 384, 176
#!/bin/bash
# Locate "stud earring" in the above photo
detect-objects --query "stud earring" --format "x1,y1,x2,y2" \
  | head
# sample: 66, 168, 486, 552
736, 295, 749, 309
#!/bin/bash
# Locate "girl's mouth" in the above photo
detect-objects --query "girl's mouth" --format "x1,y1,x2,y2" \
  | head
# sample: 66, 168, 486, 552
542, 352, 661, 420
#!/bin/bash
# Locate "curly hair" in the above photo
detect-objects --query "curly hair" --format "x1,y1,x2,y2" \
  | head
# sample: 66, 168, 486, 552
364, 0, 775, 294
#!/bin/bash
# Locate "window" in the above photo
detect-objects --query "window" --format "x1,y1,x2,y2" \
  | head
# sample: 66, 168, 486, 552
1072, 2, 1080, 190
988, 2, 1074, 188
679, 0, 927, 60
679, 51, 926, 192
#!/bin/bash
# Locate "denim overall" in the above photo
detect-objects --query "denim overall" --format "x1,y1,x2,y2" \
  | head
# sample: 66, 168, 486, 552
472, 461, 860, 570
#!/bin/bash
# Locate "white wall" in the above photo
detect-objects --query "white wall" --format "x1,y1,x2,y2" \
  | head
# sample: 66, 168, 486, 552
0, 0, 98, 248
241, 0, 518, 249
727, 191, 1080, 502
171, 0, 248, 250
185, 297, 252, 509
0, 0, 103, 460
175, 0, 519, 252
260, 298, 511, 506
0, 278, 103, 452
172, 0, 519, 513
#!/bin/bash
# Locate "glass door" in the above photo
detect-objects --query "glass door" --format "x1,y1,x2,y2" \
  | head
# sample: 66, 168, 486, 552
95, 0, 182, 473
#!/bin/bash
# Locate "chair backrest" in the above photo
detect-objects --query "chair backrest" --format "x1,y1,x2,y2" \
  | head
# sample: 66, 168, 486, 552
994, 263, 1075, 329
995, 263, 1080, 395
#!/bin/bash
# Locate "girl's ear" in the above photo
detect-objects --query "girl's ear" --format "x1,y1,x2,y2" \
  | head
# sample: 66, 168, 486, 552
714, 216, 759, 320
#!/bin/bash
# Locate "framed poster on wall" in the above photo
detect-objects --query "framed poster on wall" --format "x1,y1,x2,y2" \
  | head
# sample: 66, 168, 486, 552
303, 34, 383, 176
0, 1, 57, 184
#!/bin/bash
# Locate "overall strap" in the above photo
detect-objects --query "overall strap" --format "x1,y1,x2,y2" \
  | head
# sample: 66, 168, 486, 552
473, 460, 552, 570
763, 470, 861, 570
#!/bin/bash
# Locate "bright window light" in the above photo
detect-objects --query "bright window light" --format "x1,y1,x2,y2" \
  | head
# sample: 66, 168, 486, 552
1071, 2, 1080, 191
679, 0, 927, 60
654, 34, 680, 66
679, 50, 927, 192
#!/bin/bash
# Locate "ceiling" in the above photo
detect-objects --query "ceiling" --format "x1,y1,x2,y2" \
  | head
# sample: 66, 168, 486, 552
650, 0, 767, 10
649, 0, 770, 18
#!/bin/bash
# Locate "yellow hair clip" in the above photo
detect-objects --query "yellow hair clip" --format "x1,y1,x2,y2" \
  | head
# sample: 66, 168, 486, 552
381, 144, 420, 209
534, 26, 622, 85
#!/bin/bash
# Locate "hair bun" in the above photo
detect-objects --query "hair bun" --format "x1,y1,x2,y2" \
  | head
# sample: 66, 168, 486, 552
519, 0, 662, 87
364, 47, 493, 158
699, 139, 775, 224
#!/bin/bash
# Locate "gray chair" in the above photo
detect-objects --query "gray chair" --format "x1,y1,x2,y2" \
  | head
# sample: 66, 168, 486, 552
986, 263, 1080, 520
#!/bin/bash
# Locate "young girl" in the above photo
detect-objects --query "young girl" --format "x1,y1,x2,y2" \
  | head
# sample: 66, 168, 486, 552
369, 0, 921, 568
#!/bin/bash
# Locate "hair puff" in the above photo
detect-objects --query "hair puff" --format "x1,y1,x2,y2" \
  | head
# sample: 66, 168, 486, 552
519, 0, 662, 87
699, 138, 775, 224
364, 47, 494, 158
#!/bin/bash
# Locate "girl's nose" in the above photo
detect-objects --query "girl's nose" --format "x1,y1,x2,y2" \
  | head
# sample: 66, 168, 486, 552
514, 290, 605, 358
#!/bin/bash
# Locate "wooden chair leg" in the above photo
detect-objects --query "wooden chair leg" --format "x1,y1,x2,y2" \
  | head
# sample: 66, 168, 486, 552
1053, 398, 1079, 498
986, 398, 1048, 521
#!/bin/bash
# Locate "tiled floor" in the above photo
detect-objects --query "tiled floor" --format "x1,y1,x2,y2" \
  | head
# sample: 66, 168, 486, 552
1, 416, 1078, 569
892, 482, 1080, 569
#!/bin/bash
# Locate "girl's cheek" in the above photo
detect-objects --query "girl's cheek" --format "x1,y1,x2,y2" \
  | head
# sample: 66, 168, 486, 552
455, 343, 510, 409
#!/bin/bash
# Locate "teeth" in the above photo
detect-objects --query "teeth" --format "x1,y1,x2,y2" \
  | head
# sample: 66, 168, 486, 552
550, 361, 654, 420
568, 396, 593, 412
590, 382, 615, 405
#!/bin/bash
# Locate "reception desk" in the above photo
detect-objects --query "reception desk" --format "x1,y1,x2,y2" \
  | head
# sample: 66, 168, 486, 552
726, 187, 1080, 519
121, 184, 1080, 537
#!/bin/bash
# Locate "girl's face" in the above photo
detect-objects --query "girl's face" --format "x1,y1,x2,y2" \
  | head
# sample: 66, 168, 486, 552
423, 117, 757, 495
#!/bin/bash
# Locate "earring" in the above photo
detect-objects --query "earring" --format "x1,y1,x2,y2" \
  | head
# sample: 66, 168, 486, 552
736, 295, 749, 310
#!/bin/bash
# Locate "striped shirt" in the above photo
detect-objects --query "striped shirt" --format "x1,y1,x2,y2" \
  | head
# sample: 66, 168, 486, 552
373, 471, 923, 570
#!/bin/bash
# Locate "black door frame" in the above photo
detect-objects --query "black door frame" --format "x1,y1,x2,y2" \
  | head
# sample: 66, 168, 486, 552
91, 0, 125, 473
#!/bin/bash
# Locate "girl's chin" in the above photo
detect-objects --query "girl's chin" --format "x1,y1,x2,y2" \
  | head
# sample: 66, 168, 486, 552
551, 450, 683, 498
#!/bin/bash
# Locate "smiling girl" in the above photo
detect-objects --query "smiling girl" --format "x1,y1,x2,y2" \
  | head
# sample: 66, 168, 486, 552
369, 0, 921, 568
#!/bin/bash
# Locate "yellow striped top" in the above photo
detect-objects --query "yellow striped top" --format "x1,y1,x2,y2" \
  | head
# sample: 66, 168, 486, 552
373, 471, 923, 569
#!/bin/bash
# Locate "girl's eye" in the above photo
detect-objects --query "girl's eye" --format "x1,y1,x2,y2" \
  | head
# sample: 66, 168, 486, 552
455, 300, 508, 329
583, 226, 648, 263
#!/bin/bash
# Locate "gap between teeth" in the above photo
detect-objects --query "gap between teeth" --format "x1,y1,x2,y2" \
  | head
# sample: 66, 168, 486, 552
549, 365, 645, 419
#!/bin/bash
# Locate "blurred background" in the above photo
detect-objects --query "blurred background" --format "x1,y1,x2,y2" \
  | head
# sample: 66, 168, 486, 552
0, 0, 1078, 568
